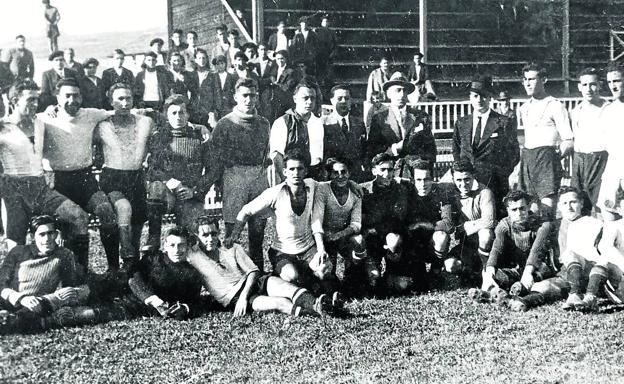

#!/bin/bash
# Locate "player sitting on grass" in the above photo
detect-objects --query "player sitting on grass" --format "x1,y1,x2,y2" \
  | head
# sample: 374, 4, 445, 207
507, 187, 616, 312
127, 226, 206, 321
0, 215, 93, 334
598, 186, 624, 306
187, 216, 338, 317
444, 160, 496, 286
468, 190, 557, 304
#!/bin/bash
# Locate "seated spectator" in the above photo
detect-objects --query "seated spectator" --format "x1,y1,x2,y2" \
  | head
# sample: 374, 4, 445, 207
366, 57, 391, 102
359, 153, 424, 295
0, 216, 91, 334
468, 190, 557, 304
444, 160, 496, 286
187, 217, 338, 317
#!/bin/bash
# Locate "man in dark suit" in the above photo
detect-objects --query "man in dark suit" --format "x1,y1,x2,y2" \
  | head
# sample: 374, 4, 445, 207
209, 54, 237, 121
289, 16, 319, 75
452, 74, 519, 210
367, 72, 437, 177
39, 50, 77, 111
267, 21, 290, 54
406, 50, 436, 102
79, 58, 105, 109
133, 52, 172, 110
64, 48, 84, 78
167, 52, 198, 105
254, 43, 276, 91
189, 48, 213, 125
259, 50, 296, 123
101, 49, 135, 109
322, 84, 368, 182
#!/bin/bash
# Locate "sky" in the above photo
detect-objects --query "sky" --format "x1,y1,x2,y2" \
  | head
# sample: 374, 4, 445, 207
0, 0, 167, 38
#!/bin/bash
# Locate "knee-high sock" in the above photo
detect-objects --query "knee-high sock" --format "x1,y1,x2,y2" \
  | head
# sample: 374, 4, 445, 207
146, 200, 165, 248
567, 262, 583, 295
68, 234, 90, 269
99, 225, 120, 270
118, 224, 135, 261
587, 266, 608, 296
291, 288, 316, 314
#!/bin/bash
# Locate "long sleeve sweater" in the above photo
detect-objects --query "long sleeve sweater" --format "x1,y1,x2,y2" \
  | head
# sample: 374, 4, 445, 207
316, 181, 362, 233
487, 217, 556, 269
0, 244, 87, 308
452, 181, 496, 236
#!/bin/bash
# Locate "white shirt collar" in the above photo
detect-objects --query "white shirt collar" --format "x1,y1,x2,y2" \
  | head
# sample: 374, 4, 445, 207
331, 111, 350, 127
473, 109, 491, 124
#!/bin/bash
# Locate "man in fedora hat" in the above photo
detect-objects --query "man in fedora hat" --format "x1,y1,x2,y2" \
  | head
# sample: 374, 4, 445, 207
367, 71, 436, 177
452, 74, 519, 211
407, 50, 436, 103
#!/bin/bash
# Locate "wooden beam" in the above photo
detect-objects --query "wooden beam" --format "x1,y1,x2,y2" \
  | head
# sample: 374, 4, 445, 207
419, 0, 427, 61
252, 0, 264, 43
220, 0, 254, 42
562, 0, 570, 95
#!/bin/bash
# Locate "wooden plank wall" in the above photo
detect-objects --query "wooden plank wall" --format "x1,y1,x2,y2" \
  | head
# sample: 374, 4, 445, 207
169, 0, 250, 54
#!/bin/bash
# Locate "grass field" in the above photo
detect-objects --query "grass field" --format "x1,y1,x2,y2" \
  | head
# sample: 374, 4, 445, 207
2, 229, 624, 384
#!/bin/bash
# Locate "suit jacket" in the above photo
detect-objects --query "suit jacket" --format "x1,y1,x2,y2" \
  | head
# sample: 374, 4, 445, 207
133, 69, 172, 107
1, 47, 34, 79
407, 63, 429, 85
267, 32, 290, 52
67, 62, 85, 78
102, 67, 135, 93
189, 70, 214, 123
289, 30, 319, 64
39, 68, 78, 111
322, 112, 367, 165
366, 68, 390, 102
209, 71, 237, 118
452, 109, 519, 181
168, 69, 199, 103
367, 106, 437, 164
79, 76, 106, 109
255, 59, 277, 90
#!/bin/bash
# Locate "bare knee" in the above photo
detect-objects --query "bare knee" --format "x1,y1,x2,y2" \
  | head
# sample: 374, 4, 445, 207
89, 191, 116, 227
478, 229, 494, 249
147, 181, 168, 200
114, 199, 132, 226
279, 263, 300, 283
432, 231, 450, 252
384, 233, 402, 253
56, 200, 89, 233
349, 234, 366, 252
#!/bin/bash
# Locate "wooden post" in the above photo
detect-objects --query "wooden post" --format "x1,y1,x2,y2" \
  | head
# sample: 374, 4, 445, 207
419, 0, 428, 61
166, 0, 173, 51
252, 0, 264, 43
562, 0, 570, 95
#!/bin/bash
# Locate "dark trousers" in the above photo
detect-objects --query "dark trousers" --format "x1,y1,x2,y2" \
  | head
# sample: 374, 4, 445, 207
571, 151, 608, 208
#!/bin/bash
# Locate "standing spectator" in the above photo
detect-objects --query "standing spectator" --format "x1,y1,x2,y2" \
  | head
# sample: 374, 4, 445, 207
181, 31, 199, 72
149, 38, 167, 67
79, 58, 105, 109
259, 50, 295, 123
254, 44, 276, 89
452, 74, 519, 211
407, 50, 436, 102
64, 48, 84, 78
211, 25, 231, 69
134, 52, 171, 110
226, 30, 242, 74
101, 49, 135, 108
204, 78, 271, 270
39, 50, 77, 112
235, 9, 251, 32
241, 42, 258, 62
43, 0, 61, 53
1, 35, 35, 80
168, 52, 198, 105
367, 72, 436, 176
366, 57, 391, 102
169, 29, 188, 53
190, 48, 213, 126
569, 67, 609, 211
208, 55, 237, 123
289, 16, 319, 76
267, 21, 290, 54
314, 14, 337, 94
322, 84, 368, 182
517, 63, 573, 219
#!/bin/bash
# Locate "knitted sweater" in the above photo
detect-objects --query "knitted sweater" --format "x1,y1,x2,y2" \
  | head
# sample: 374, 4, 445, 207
206, 109, 270, 186
0, 244, 86, 308
487, 217, 556, 269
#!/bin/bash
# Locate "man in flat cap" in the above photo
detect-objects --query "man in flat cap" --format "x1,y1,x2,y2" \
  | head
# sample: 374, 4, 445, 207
79, 58, 106, 109
452, 74, 519, 211
367, 71, 436, 177
39, 50, 77, 111
494, 90, 515, 119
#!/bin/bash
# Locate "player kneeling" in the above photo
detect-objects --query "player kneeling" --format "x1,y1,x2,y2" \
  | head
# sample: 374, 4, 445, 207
468, 190, 557, 304
189, 217, 340, 317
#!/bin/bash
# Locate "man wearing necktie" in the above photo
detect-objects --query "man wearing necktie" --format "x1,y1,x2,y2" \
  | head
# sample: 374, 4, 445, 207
322, 84, 367, 181
367, 72, 436, 178
452, 74, 519, 213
